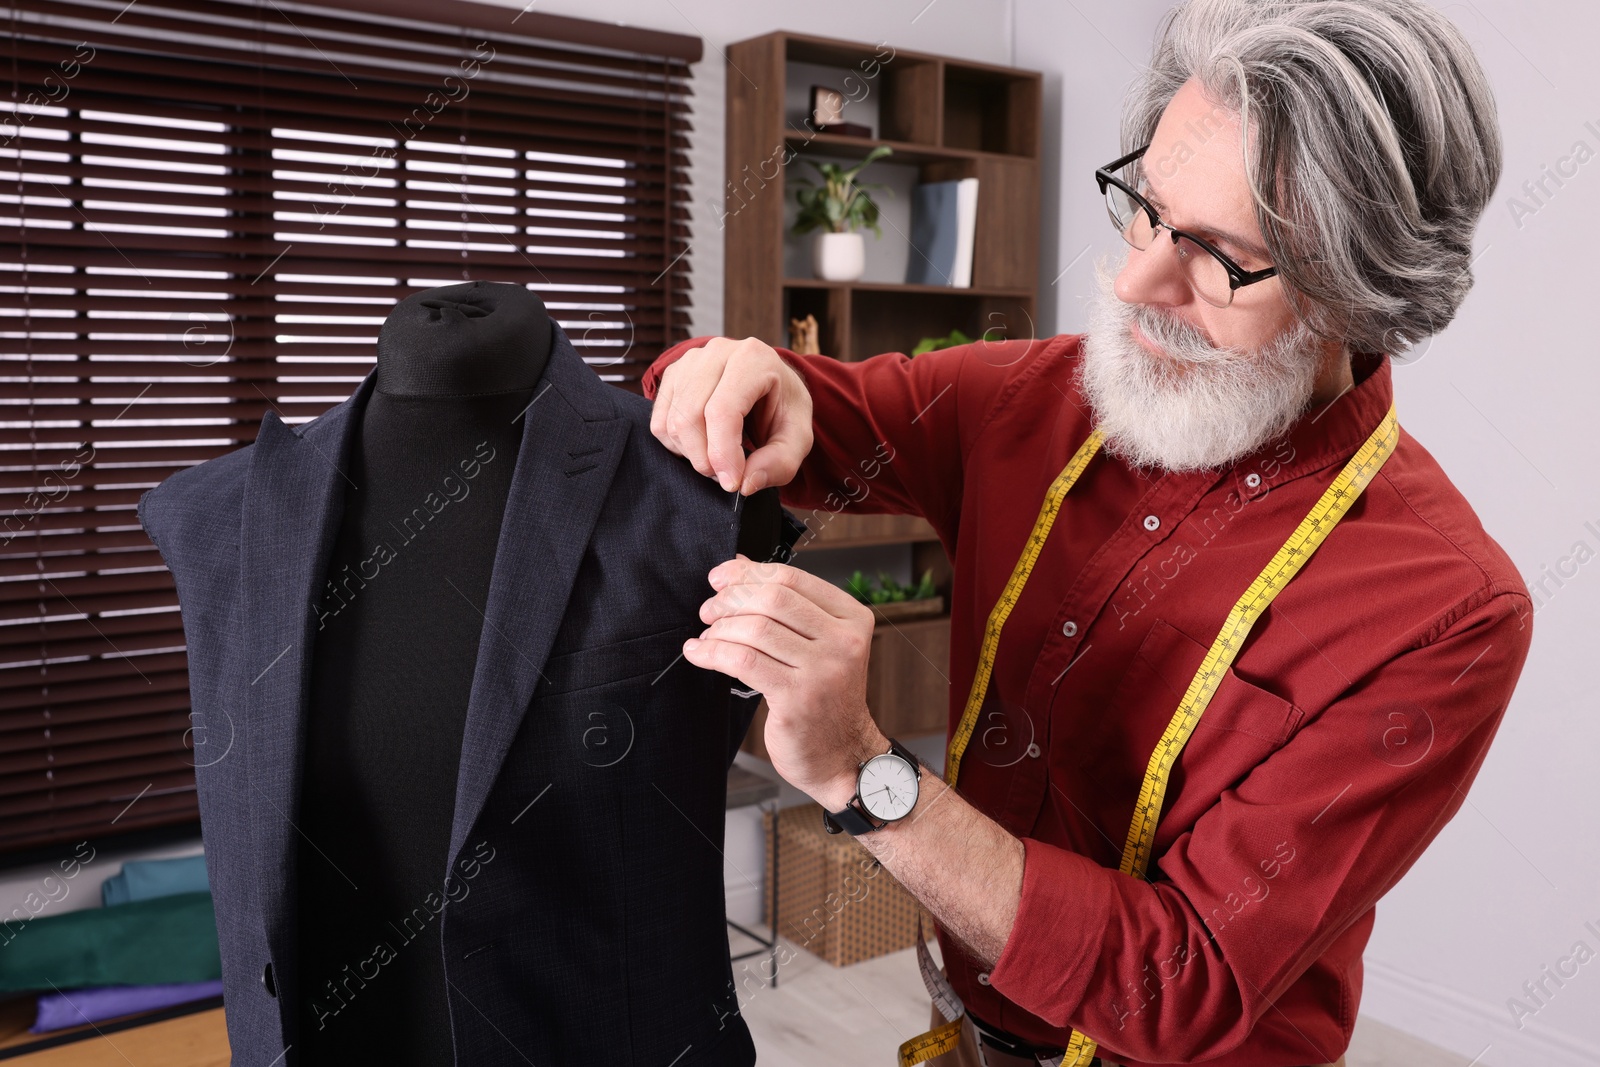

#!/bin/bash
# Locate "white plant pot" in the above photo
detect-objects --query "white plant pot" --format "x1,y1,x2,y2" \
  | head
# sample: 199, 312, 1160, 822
812, 231, 865, 282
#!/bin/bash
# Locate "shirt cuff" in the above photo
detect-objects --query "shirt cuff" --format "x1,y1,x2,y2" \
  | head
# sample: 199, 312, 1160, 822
986, 836, 1115, 1029
640, 334, 716, 398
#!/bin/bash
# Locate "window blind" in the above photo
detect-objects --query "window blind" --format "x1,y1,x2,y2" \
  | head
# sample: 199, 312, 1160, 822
1, 0, 700, 856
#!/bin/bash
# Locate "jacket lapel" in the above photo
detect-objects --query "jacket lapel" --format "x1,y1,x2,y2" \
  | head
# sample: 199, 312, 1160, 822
240, 369, 373, 981
444, 324, 631, 870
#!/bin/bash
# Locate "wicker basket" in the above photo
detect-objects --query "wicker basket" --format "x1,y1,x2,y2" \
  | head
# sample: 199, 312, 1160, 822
763, 802, 936, 967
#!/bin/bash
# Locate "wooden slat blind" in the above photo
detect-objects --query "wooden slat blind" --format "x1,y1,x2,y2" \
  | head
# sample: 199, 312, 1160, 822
1, 0, 700, 855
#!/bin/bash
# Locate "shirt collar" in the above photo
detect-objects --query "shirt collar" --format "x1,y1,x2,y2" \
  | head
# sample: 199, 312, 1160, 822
1222, 350, 1393, 502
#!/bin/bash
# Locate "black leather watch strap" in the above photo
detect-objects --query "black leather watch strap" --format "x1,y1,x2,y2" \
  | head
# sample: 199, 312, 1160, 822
821, 798, 882, 836
887, 736, 923, 776
822, 737, 922, 836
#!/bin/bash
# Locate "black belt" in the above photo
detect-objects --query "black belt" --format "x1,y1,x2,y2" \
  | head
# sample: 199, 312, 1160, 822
964, 1010, 1324, 1067
963, 1007, 1071, 1060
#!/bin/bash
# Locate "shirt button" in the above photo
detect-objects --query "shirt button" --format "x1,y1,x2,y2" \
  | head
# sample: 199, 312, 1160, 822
1026, 742, 1041, 758
1245, 472, 1262, 488
977, 971, 991, 986
1061, 620, 1078, 637
1143, 514, 1160, 531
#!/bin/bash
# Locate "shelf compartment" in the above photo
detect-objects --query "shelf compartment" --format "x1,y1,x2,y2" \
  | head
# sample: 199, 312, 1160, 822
782, 284, 1035, 363
784, 35, 939, 145
849, 289, 1035, 364
781, 284, 849, 357
943, 63, 1040, 157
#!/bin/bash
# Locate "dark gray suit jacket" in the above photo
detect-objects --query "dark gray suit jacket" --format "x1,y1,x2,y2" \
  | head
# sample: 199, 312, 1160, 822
137, 322, 763, 1066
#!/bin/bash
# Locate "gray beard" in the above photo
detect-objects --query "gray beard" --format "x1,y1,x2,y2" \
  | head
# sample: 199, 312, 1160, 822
1077, 253, 1323, 474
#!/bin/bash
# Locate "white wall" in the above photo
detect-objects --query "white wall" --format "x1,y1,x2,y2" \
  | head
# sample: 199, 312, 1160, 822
1014, 0, 1171, 337
1011, 0, 1600, 1063
1343, 2, 1600, 1063
8, 5, 1595, 1065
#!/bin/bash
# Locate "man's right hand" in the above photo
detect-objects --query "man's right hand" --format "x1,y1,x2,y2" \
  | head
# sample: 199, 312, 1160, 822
647, 336, 814, 495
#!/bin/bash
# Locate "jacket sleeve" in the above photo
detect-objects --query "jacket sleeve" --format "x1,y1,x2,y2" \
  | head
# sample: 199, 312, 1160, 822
984, 586, 1534, 1063
641, 335, 1055, 547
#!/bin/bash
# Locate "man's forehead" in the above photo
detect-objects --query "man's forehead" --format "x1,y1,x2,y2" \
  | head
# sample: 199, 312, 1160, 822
1141, 79, 1265, 254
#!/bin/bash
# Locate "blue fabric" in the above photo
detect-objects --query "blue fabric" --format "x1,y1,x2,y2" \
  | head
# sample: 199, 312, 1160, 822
31, 979, 223, 1033
100, 854, 209, 907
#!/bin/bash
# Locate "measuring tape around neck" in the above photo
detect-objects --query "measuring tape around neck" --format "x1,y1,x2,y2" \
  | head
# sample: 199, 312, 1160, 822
900, 403, 1400, 1067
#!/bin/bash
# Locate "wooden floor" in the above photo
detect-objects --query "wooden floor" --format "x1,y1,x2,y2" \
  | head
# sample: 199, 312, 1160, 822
0, 996, 229, 1066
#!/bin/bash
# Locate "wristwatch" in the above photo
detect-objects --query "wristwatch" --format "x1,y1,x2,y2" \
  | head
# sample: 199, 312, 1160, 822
822, 737, 923, 836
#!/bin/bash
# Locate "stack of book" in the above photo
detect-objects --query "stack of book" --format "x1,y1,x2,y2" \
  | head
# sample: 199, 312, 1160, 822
906, 177, 979, 287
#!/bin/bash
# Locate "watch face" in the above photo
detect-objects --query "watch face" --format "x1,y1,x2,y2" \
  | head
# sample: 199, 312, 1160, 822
857, 753, 918, 821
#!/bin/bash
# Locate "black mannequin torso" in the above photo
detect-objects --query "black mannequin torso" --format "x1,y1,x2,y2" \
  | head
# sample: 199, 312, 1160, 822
295, 282, 551, 1065
291, 282, 783, 1065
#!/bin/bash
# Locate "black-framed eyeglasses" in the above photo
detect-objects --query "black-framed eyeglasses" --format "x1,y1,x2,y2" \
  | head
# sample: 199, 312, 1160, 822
1094, 144, 1278, 308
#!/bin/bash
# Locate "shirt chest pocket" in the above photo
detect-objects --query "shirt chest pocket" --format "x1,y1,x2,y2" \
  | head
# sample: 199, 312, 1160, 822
1090, 617, 1305, 852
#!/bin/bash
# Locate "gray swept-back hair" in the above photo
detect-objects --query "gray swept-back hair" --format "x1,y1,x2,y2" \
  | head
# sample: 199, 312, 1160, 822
1122, 0, 1501, 355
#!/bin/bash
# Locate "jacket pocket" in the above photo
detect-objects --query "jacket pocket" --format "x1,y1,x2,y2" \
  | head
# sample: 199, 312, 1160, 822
536, 621, 703, 697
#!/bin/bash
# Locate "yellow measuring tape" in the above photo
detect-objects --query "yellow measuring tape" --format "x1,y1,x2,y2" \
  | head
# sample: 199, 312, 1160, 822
899, 404, 1399, 1067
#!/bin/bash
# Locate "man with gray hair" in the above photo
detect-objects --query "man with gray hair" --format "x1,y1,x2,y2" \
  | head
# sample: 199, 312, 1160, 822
643, 1, 1529, 1065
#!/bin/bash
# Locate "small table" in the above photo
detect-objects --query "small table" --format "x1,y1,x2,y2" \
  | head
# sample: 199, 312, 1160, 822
725, 764, 781, 987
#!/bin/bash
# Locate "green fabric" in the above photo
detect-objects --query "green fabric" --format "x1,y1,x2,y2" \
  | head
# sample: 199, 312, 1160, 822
0, 891, 220, 993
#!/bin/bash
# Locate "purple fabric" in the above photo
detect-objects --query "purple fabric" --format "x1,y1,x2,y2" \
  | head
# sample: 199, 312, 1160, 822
30, 979, 224, 1033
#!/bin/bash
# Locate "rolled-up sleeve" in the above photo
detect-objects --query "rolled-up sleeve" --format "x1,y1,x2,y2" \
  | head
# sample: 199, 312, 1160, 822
986, 586, 1534, 1063
641, 335, 1054, 540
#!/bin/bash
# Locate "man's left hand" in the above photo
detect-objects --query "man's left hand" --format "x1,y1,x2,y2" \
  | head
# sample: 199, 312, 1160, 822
682, 553, 887, 810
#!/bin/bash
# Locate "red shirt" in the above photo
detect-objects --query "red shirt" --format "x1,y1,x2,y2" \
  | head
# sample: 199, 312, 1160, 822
642, 335, 1533, 1066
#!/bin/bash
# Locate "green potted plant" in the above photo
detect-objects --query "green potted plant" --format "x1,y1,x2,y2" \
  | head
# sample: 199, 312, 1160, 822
843, 568, 944, 621
791, 144, 894, 282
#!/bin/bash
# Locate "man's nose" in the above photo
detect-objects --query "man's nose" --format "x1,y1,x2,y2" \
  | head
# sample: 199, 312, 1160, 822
1114, 231, 1191, 310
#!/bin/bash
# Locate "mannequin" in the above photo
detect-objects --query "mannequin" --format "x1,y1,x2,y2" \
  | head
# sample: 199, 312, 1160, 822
294, 280, 552, 1064
286, 282, 787, 1064
138, 275, 786, 1065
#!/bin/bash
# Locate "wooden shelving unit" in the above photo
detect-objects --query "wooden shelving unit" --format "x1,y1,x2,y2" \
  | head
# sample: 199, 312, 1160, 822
722, 31, 1043, 755
724, 31, 1044, 362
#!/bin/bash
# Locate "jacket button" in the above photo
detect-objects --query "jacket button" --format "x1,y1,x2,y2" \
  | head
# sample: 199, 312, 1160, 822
1061, 620, 1078, 637
262, 961, 277, 998
976, 971, 991, 985
1142, 514, 1161, 531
